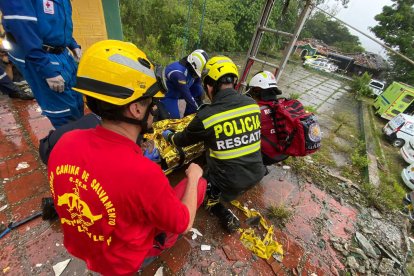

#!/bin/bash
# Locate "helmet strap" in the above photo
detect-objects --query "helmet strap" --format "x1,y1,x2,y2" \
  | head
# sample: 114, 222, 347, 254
116, 100, 155, 133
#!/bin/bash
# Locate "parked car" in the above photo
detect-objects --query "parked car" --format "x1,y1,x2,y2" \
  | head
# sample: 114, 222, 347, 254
401, 163, 414, 190
401, 137, 414, 164
383, 113, 414, 147
303, 58, 338, 73
369, 79, 385, 96
304, 54, 326, 60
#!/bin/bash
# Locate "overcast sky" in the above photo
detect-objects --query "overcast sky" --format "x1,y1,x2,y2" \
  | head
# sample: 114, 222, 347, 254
322, 0, 394, 55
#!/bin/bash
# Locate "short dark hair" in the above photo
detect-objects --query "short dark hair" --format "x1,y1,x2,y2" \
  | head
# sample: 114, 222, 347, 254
86, 96, 152, 121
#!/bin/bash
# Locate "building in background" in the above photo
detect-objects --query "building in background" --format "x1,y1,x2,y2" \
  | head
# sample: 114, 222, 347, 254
295, 38, 387, 79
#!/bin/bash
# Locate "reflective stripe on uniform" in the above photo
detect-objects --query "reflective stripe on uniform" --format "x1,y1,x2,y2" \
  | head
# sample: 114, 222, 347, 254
42, 108, 71, 114
193, 52, 206, 67
3, 15, 38, 21
9, 53, 25, 64
209, 141, 260, 160
0, 72, 7, 80
167, 69, 183, 79
202, 104, 260, 129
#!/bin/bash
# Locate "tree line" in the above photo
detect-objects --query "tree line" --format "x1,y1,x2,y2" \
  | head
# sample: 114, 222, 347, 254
119, 0, 357, 60
120, 0, 413, 84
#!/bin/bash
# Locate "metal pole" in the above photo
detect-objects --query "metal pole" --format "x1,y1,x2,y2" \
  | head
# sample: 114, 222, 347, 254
197, 0, 207, 48
316, 6, 414, 66
275, 0, 314, 82
237, 0, 276, 92
182, 0, 193, 56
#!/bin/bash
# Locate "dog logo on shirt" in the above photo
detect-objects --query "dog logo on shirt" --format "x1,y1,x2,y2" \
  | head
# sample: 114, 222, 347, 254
43, 0, 55, 14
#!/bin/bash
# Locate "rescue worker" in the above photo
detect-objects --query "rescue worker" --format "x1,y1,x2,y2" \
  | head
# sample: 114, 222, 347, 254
163, 56, 266, 233
0, 43, 34, 100
247, 71, 289, 165
0, 0, 84, 128
47, 40, 207, 275
0, 67, 34, 100
160, 49, 208, 118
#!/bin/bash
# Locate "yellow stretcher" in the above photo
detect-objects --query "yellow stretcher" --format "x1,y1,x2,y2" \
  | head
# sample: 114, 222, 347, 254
144, 114, 205, 174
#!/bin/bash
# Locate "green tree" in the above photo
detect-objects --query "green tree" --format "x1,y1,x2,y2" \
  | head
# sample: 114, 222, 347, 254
301, 11, 365, 53
371, 0, 414, 84
119, 0, 352, 64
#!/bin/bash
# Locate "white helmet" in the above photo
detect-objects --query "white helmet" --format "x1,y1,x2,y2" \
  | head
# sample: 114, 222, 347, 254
187, 49, 208, 77
248, 71, 278, 89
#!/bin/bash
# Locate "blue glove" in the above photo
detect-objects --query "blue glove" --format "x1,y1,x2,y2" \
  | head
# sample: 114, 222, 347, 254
162, 130, 174, 142
144, 147, 161, 162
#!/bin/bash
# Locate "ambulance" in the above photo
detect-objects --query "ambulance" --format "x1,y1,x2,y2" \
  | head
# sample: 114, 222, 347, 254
383, 113, 414, 147
374, 82, 414, 120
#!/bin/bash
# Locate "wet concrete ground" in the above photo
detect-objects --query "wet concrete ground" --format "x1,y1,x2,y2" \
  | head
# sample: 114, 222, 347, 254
0, 66, 357, 275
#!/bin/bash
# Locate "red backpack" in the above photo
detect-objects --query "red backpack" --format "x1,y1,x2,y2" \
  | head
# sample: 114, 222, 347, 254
259, 98, 321, 157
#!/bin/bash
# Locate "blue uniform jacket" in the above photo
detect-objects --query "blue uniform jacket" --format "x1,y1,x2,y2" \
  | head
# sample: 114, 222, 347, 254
0, 0, 80, 80
163, 61, 204, 115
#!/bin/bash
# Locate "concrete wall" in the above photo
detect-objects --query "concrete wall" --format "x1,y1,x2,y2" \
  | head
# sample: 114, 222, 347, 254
72, 0, 108, 49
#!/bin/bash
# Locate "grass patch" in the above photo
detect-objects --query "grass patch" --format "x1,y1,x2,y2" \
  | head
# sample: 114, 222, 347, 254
368, 102, 409, 209
360, 178, 406, 211
351, 141, 370, 170
304, 105, 317, 113
266, 204, 294, 227
289, 92, 300, 100
360, 182, 387, 211
284, 157, 338, 191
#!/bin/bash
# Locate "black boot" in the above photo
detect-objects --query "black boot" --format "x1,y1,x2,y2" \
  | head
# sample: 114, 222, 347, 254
204, 182, 221, 212
210, 202, 240, 233
41, 197, 58, 221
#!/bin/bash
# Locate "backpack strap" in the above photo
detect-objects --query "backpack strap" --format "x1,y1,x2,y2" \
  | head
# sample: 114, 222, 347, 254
262, 99, 296, 152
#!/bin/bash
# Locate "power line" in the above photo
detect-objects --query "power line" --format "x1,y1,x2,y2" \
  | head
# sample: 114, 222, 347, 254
315, 6, 414, 66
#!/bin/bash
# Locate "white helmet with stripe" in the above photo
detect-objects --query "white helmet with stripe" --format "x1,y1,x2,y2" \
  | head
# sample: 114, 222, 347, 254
248, 71, 278, 89
187, 49, 208, 78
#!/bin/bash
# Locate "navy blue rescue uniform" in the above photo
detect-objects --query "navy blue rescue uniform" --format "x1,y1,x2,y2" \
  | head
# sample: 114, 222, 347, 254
0, 67, 20, 96
171, 88, 266, 200
160, 60, 204, 119
0, 0, 84, 128
39, 113, 101, 165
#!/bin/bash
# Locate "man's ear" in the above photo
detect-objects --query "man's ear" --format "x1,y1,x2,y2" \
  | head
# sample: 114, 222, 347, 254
128, 102, 142, 119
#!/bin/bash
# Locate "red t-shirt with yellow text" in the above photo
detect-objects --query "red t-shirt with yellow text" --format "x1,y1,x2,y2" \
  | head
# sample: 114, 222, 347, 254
48, 126, 189, 275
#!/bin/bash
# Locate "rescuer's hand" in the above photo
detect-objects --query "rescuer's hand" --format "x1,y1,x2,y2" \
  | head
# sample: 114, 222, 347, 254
143, 147, 161, 162
162, 129, 174, 143
46, 75, 65, 93
71, 47, 82, 62
185, 163, 203, 183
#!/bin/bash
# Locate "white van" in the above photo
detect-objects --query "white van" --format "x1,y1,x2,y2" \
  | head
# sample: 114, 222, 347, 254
369, 79, 385, 96
383, 113, 414, 147
401, 163, 414, 190
401, 137, 414, 164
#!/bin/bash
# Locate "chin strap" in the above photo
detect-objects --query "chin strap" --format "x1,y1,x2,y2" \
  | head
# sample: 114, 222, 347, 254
117, 101, 155, 133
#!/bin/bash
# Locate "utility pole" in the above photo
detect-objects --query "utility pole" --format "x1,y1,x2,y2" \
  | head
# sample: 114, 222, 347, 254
237, 0, 314, 92
316, 6, 414, 66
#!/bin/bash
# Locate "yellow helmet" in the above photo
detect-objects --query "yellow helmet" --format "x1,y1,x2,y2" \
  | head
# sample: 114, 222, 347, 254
201, 56, 239, 83
73, 40, 165, 106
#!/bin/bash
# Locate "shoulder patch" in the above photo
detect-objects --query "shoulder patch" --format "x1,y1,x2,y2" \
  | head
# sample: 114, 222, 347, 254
43, 0, 55, 14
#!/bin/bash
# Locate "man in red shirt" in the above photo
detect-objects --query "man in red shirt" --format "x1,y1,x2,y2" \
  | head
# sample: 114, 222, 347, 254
47, 40, 206, 275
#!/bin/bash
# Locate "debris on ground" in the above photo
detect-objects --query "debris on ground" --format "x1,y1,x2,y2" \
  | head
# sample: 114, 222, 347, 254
190, 228, 203, 240
52, 259, 71, 276
201, 244, 211, 251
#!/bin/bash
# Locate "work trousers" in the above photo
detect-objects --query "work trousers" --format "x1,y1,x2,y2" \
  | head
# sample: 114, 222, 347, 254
141, 177, 207, 268
13, 49, 84, 128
